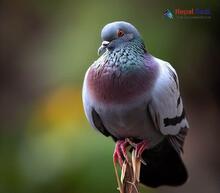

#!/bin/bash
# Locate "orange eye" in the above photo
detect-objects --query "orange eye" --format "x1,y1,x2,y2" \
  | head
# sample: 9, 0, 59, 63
117, 29, 125, 37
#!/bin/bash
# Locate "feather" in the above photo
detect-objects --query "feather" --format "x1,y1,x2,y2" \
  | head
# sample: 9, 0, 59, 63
148, 57, 189, 152
168, 127, 188, 153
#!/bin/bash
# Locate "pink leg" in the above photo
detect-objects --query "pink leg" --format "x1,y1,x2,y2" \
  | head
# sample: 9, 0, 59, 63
134, 140, 149, 158
113, 140, 129, 167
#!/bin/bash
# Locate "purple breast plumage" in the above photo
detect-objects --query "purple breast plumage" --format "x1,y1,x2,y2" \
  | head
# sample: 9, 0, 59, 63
86, 54, 159, 105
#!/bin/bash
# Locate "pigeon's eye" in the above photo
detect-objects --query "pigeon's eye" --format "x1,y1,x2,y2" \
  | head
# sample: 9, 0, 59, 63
117, 29, 125, 37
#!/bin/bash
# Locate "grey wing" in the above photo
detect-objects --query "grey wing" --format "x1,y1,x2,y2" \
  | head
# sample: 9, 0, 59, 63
148, 58, 189, 153
90, 108, 111, 137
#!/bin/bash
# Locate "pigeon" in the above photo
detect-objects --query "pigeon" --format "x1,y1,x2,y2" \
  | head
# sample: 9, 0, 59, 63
82, 21, 189, 188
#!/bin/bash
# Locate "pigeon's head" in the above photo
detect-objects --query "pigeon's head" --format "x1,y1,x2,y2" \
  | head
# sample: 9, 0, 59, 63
98, 21, 143, 55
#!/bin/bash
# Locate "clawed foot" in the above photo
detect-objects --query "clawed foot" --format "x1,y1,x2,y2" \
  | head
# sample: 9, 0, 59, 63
113, 139, 149, 166
113, 139, 130, 193
113, 138, 149, 193
126, 139, 149, 164
134, 140, 149, 159
113, 140, 130, 167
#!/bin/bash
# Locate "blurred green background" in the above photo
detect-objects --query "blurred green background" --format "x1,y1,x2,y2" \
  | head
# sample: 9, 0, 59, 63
0, 0, 219, 193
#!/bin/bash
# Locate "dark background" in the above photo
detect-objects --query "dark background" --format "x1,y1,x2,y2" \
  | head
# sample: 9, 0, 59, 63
0, 0, 219, 193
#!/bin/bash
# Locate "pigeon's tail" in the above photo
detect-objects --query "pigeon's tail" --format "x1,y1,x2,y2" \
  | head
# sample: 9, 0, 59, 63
139, 138, 188, 188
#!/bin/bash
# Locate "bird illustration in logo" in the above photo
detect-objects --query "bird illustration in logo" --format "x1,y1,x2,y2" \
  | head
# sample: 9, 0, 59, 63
164, 9, 174, 19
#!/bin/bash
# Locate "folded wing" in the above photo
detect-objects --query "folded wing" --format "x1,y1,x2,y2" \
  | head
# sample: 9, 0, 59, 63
148, 58, 189, 153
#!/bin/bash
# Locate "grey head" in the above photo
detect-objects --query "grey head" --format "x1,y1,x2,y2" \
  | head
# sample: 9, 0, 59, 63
98, 21, 143, 55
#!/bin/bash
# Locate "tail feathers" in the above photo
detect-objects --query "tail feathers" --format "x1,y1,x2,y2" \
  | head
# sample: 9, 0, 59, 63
140, 138, 188, 188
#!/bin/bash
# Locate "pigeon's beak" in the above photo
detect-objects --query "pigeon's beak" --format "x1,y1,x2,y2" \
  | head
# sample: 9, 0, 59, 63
98, 41, 110, 55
